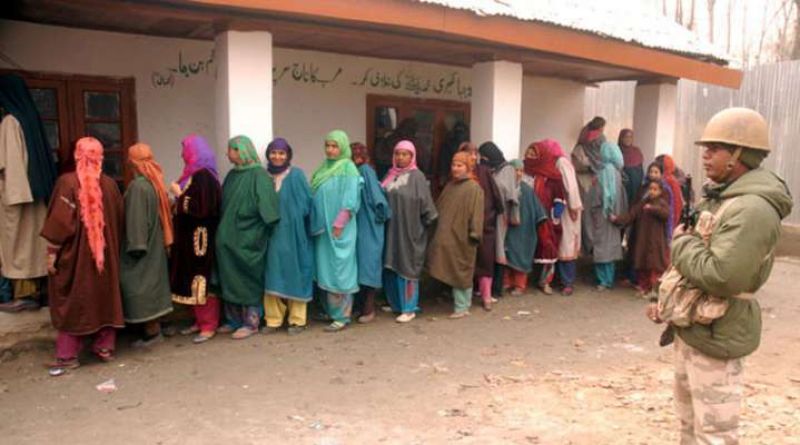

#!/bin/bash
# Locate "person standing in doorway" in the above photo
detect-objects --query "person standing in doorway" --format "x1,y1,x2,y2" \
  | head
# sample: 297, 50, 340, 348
382, 140, 437, 323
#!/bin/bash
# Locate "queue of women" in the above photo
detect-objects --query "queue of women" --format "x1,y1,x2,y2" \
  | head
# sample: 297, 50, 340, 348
43, 117, 687, 376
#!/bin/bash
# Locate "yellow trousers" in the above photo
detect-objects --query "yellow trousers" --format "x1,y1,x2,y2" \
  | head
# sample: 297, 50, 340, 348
263, 295, 307, 328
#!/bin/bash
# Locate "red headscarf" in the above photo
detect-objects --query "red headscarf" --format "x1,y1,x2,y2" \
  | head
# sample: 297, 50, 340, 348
661, 155, 683, 227
129, 143, 174, 247
350, 142, 370, 166
75, 137, 106, 272
524, 140, 563, 180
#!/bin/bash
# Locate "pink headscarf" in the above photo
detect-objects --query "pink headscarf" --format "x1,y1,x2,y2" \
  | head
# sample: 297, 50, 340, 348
381, 140, 418, 187
178, 134, 218, 188
75, 137, 106, 272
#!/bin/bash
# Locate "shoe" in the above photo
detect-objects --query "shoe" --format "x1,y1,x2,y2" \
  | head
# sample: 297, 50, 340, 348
482, 301, 492, 312
131, 333, 163, 349
358, 312, 376, 324
216, 324, 235, 334
541, 284, 553, 295
595, 285, 609, 293
0, 299, 40, 313
395, 312, 416, 323
47, 358, 80, 377
509, 288, 523, 297
324, 321, 347, 332
449, 311, 470, 319
192, 332, 215, 344
231, 327, 256, 340
180, 325, 200, 336
261, 326, 279, 335
490, 297, 499, 303
380, 305, 394, 313
561, 286, 574, 296
287, 325, 307, 336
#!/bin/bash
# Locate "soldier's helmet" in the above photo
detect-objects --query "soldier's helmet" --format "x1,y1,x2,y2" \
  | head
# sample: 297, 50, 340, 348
695, 107, 770, 152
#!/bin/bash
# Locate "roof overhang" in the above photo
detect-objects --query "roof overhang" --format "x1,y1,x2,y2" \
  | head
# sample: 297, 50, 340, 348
1, 0, 743, 88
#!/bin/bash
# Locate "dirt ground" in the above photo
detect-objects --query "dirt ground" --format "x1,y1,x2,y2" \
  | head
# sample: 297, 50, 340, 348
0, 259, 799, 445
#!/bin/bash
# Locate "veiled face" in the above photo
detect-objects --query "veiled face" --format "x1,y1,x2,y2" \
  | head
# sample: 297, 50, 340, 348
621, 133, 633, 146
525, 146, 539, 160
648, 166, 662, 181
227, 147, 242, 165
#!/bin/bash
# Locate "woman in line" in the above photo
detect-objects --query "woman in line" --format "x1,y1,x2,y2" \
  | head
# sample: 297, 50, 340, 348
503, 159, 547, 295
611, 180, 670, 298
351, 142, 390, 324
310, 130, 362, 332
656, 154, 684, 230
120, 143, 173, 347
382, 140, 437, 323
216, 136, 280, 340
460, 143, 503, 311
42, 137, 124, 375
588, 141, 628, 291
169, 134, 222, 344
263, 138, 313, 335
572, 116, 606, 255
524, 140, 566, 295
618, 129, 644, 206
554, 140, 583, 296
478, 141, 519, 297
427, 151, 484, 318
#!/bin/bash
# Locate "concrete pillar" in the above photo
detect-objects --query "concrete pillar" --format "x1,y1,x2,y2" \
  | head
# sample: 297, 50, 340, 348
521, 76, 586, 154
470, 61, 523, 160
633, 81, 677, 164
215, 30, 273, 171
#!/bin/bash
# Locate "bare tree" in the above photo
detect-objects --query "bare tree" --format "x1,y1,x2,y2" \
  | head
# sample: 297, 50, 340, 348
793, 0, 800, 59
707, 0, 717, 43
676, 0, 684, 25
726, 0, 735, 54
687, 0, 697, 30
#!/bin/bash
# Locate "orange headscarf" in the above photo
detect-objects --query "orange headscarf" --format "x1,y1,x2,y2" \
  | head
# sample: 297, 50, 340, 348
451, 151, 477, 182
75, 137, 106, 272
128, 143, 174, 247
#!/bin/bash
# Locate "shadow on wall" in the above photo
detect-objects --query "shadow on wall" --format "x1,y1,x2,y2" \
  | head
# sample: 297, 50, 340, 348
777, 224, 800, 258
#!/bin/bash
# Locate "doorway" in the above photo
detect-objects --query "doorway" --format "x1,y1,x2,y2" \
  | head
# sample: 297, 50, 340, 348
366, 94, 469, 191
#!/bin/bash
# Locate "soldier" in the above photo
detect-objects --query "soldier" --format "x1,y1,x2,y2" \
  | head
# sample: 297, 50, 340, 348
647, 107, 793, 444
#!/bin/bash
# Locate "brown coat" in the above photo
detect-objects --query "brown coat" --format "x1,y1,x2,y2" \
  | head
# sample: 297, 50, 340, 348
616, 195, 670, 273
426, 178, 484, 289
41, 173, 124, 335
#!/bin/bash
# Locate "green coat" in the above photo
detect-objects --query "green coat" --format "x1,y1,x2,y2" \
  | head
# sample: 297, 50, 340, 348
120, 176, 173, 323
673, 168, 793, 359
216, 168, 280, 306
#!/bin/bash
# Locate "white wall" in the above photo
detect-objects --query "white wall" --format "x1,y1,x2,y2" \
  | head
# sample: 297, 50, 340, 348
271, 48, 472, 174
1, 20, 589, 181
0, 19, 216, 183
521, 76, 586, 158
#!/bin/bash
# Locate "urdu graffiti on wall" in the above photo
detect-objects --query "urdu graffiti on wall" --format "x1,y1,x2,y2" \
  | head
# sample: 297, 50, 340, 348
273, 62, 343, 87
151, 50, 215, 88
272, 62, 472, 99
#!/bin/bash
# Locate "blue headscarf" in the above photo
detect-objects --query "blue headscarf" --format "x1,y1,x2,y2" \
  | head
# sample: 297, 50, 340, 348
599, 141, 623, 216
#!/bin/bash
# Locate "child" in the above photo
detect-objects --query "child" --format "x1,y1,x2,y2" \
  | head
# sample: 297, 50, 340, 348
611, 180, 670, 298
427, 151, 484, 318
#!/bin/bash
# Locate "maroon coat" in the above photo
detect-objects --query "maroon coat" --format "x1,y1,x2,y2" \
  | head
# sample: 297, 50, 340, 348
41, 173, 124, 335
616, 195, 670, 273
474, 164, 503, 278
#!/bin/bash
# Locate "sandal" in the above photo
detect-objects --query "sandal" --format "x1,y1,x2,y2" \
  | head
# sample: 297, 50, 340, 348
46, 358, 80, 377
180, 325, 200, 336
192, 332, 215, 344
323, 321, 347, 332
231, 327, 256, 340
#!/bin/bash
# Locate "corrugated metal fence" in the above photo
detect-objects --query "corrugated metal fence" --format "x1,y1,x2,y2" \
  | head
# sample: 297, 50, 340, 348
585, 61, 800, 224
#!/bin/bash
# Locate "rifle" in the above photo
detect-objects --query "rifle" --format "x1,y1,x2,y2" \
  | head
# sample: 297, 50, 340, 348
680, 175, 695, 229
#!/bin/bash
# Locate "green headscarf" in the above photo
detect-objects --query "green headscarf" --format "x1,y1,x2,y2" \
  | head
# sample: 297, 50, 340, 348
228, 135, 261, 170
599, 141, 624, 216
310, 129, 360, 190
